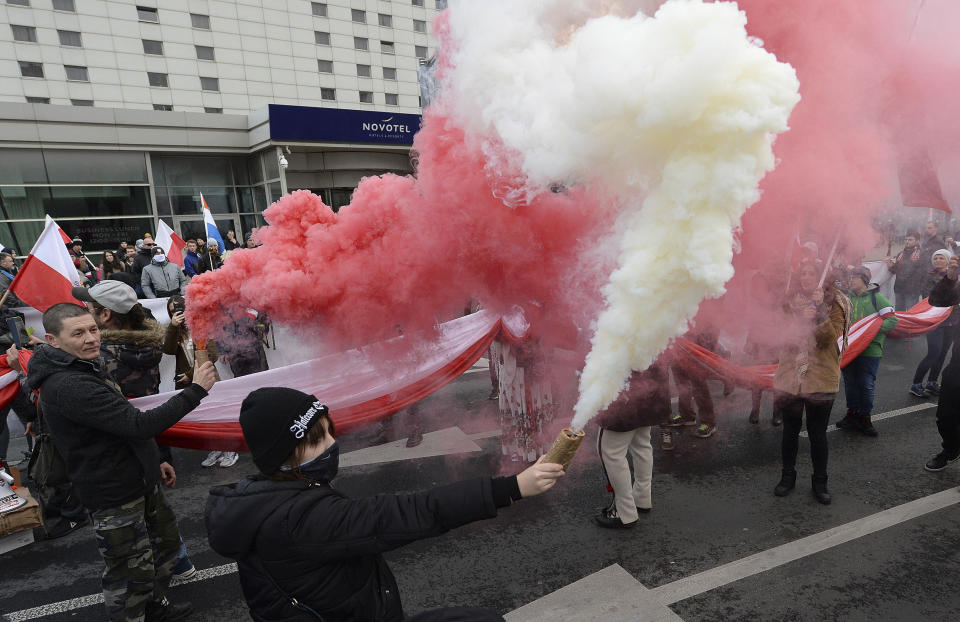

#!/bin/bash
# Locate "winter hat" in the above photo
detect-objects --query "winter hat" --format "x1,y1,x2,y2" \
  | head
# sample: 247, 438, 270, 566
206, 237, 218, 248
72, 280, 138, 313
850, 265, 872, 286
240, 388, 329, 474
135, 238, 144, 251
932, 249, 953, 265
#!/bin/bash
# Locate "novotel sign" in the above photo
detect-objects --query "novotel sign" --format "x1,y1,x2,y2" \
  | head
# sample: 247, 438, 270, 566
268, 104, 422, 146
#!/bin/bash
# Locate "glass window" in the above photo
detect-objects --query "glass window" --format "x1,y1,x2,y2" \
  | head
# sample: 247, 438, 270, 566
311, 2, 327, 17
6, 0, 29, 5
65, 65, 89, 82
351, 9, 365, 23
155, 156, 230, 188
0, 149, 46, 184
247, 155, 264, 184
52, 0, 75, 10
153, 104, 172, 111
314, 31, 330, 45
359, 91, 373, 103
25, 96, 49, 104
262, 150, 279, 180
415, 45, 427, 58
381, 41, 395, 54
436, 0, 448, 8
412, 0, 424, 6
0, 186, 151, 220
71, 99, 93, 106
147, 72, 168, 87
317, 60, 333, 73
329, 188, 353, 212
190, 13, 210, 29
378, 13, 392, 27
356, 64, 371, 77
240, 214, 264, 237
252, 185, 267, 210
204, 107, 222, 114
58, 30, 82, 47
137, 6, 158, 22
385, 93, 398, 106
19, 61, 43, 78
269, 182, 282, 203
11, 25, 37, 42
383, 67, 396, 80
354, 37, 368, 51
142, 39, 163, 55
413, 19, 426, 33
66, 217, 156, 252
167, 187, 234, 215
230, 158, 249, 186
200, 77, 219, 91
44, 150, 148, 184
196, 45, 215, 61
235, 187, 254, 212
320, 88, 335, 101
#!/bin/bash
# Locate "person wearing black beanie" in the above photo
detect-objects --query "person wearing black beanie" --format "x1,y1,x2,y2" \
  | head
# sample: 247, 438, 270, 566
205, 387, 564, 622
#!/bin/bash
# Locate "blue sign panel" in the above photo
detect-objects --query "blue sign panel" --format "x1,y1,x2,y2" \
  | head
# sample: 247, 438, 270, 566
268, 105, 421, 145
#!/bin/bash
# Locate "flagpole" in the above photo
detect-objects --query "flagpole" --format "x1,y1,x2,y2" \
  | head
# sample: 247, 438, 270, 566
818, 232, 842, 288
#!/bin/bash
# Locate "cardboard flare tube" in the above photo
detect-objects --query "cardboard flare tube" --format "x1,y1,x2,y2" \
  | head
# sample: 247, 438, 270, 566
195, 348, 210, 367
542, 428, 585, 470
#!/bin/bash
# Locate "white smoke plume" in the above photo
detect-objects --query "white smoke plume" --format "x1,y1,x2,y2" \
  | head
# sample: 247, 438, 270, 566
441, 0, 800, 430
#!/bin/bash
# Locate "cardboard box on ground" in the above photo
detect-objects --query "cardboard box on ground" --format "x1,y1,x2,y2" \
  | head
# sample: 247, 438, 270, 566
0, 466, 42, 554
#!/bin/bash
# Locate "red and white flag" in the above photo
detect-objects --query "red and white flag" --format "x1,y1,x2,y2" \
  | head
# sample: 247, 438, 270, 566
898, 147, 951, 213
155, 219, 186, 267
10, 218, 84, 312
45, 214, 73, 245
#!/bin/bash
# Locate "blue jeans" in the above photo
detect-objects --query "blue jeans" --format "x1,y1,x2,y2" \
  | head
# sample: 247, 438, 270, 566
842, 356, 881, 415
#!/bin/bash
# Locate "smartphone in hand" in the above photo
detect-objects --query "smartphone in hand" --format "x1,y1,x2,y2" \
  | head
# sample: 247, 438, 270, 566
6, 317, 28, 349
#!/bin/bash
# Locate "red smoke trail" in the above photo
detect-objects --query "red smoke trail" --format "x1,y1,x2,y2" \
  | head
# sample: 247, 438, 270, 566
186, 113, 617, 353
698, 0, 960, 345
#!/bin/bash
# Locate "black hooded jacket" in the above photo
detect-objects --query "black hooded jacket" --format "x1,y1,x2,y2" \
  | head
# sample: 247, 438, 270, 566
205, 475, 512, 621
26, 344, 207, 510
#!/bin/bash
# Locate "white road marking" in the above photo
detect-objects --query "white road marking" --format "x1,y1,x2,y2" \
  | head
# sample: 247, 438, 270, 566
800, 402, 935, 437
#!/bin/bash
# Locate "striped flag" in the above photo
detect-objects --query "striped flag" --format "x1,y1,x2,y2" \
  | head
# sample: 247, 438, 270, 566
156, 219, 186, 267
45, 214, 73, 245
201, 194, 225, 254
11, 217, 84, 311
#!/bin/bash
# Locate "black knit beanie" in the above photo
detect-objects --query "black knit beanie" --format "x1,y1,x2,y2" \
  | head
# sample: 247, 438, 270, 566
239, 387, 329, 474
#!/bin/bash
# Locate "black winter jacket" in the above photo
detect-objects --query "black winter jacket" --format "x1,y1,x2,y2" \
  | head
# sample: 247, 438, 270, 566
26, 344, 207, 510
930, 276, 960, 393
206, 475, 512, 621
594, 362, 670, 431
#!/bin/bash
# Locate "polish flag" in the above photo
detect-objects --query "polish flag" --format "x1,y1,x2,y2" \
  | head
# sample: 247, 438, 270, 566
201, 194, 225, 254
898, 148, 951, 213
10, 218, 84, 312
45, 214, 73, 245
155, 219, 186, 267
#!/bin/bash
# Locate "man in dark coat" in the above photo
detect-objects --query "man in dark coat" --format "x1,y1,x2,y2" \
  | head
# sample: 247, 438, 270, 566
195, 238, 223, 274
887, 231, 929, 311
205, 387, 564, 622
594, 360, 670, 528
27, 300, 216, 621
925, 255, 960, 472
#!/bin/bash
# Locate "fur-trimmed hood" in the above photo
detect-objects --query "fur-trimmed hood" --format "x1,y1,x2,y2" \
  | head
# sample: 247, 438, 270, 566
99, 319, 164, 349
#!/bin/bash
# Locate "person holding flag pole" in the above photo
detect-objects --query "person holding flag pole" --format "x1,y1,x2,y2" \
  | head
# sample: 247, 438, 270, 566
1, 217, 83, 311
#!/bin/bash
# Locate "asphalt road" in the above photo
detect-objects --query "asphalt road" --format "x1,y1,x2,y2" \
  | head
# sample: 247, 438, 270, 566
2, 336, 959, 621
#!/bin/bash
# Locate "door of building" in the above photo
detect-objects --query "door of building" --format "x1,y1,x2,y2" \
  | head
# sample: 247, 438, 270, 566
172, 214, 241, 248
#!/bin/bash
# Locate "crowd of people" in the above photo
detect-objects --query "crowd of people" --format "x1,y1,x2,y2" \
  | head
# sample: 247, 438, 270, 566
1, 219, 959, 620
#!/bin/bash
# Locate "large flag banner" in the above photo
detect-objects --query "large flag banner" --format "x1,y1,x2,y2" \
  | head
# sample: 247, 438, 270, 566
11, 218, 83, 311
45, 214, 73, 245
200, 194, 225, 253
898, 147, 951, 213
156, 219, 186, 267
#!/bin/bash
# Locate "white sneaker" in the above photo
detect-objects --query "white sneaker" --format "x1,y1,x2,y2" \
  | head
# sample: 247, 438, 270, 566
218, 452, 239, 468
200, 451, 223, 467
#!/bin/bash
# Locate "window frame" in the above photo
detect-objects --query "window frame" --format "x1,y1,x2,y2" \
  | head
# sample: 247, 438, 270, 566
383, 67, 397, 80
52, 0, 75, 11
11, 25, 38, 42
136, 6, 159, 23
385, 93, 399, 106
354, 37, 369, 51
351, 9, 366, 23
57, 29, 83, 47
359, 90, 373, 104
18, 61, 44, 78
195, 45, 215, 61
147, 72, 168, 88
311, 2, 327, 17
356, 64, 371, 78
142, 39, 164, 55
26, 96, 49, 104
152, 104, 173, 111
70, 99, 94, 106
415, 45, 428, 58
204, 107, 223, 114
320, 87, 336, 101
190, 13, 210, 29
317, 59, 333, 74
378, 13, 393, 27
200, 76, 220, 92
314, 31, 330, 45
413, 19, 426, 33
380, 40, 395, 54
64, 65, 90, 82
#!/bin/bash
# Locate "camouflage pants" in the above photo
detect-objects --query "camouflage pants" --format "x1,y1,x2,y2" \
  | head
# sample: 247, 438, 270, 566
91, 486, 181, 622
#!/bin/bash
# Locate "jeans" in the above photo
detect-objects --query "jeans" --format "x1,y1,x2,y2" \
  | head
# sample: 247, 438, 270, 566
779, 394, 834, 478
914, 325, 949, 384
842, 355, 881, 415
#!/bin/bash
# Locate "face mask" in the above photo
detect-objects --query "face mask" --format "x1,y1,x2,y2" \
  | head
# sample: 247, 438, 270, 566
152, 253, 166, 264
281, 441, 339, 482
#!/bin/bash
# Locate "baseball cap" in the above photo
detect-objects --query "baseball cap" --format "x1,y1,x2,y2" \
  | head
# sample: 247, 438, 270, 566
72, 281, 138, 313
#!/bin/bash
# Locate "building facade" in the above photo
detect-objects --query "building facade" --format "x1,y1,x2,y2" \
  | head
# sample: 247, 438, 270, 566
0, 0, 444, 256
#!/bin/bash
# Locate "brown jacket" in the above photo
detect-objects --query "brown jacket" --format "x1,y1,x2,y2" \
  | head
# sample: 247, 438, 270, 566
162, 324, 219, 389
773, 293, 850, 396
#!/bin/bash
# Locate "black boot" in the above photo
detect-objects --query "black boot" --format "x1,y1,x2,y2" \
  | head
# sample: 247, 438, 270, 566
858, 412, 878, 437
835, 409, 857, 430
774, 469, 796, 497
812, 475, 831, 505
